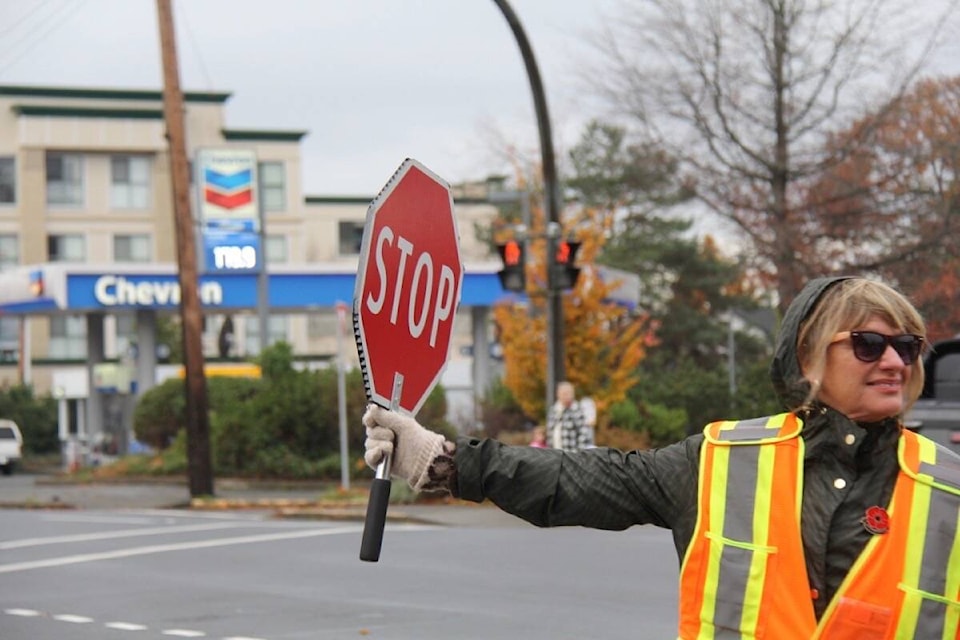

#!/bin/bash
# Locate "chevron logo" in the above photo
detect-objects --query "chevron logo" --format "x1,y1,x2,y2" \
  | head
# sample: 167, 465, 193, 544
204, 168, 253, 210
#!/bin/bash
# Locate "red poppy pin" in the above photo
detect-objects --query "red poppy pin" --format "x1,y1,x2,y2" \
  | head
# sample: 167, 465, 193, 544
861, 506, 890, 535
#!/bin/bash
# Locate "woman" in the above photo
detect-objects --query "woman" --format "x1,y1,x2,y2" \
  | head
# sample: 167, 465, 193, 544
546, 380, 591, 451
363, 276, 960, 639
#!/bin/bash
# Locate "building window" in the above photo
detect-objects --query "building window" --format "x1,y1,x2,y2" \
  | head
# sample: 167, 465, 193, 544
307, 310, 338, 339
114, 314, 136, 358
0, 234, 18, 267
259, 162, 286, 212
46, 153, 84, 206
338, 221, 364, 255
265, 234, 288, 264
244, 314, 288, 354
110, 155, 151, 209
113, 234, 152, 263
48, 234, 86, 262
0, 157, 14, 204
49, 315, 87, 359
0, 234, 19, 358
0, 318, 16, 362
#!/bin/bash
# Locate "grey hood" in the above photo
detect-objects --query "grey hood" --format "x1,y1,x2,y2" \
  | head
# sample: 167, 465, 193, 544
769, 276, 852, 409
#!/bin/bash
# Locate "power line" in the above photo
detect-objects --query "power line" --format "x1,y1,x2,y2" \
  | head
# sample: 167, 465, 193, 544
177, 1, 216, 91
0, 0, 60, 36
0, 0, 89, 78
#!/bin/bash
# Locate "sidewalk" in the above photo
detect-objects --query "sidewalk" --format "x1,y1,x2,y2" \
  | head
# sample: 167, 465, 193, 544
0, 474, 525, 528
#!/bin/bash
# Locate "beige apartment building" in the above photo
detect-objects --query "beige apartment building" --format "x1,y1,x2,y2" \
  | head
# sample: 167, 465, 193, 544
0, 84, 505, 447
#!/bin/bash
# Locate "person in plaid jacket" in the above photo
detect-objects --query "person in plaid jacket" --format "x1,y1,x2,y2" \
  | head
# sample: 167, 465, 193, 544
546, 381, 593, 451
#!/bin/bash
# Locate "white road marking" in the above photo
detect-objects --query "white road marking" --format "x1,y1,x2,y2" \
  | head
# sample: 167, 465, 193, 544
41, 514, 162, 525
106, 621, 149, 630
1, 522, 241, 549
53, 613, 94, 623
0, 523, 407, 573
3, 607, 276, 638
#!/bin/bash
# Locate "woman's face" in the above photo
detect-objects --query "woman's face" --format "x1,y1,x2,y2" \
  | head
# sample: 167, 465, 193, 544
817, 316, 912, 423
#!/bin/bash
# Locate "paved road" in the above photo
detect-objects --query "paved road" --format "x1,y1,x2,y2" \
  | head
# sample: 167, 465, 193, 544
0, 474, 682, 639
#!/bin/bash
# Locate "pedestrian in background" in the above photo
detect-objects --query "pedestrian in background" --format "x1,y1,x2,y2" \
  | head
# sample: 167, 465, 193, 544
546, 381, 592, 451
579, 395, 597, 447
363, 276, 960, 638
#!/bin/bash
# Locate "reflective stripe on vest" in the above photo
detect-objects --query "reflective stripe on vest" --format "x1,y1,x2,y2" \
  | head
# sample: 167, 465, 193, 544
678, 412, 815, 640
815, 430, 960, 640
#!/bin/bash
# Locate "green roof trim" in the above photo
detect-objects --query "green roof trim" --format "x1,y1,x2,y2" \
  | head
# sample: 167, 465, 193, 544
451, 197, 491, 205
305, 195, 373, 205
222, 129, 308, 142
304, 195, 491, 205
0, 85, 230, 103
12, 105, 164, 119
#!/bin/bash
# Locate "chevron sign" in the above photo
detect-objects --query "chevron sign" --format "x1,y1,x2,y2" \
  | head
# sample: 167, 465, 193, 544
196, 148, 259, 225
204, 167, 253, 210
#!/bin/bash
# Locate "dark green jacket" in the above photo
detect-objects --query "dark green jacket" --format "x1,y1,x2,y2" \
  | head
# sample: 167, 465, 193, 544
453, 277, 901, 619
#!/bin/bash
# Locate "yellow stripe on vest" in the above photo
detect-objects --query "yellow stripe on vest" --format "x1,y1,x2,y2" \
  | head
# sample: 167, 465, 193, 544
897, 436, 935, 637
699, 414, 794, 638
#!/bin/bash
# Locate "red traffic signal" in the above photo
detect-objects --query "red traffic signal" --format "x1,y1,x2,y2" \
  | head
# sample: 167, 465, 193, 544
496, 240, 526, 292
552, 240, 581, 289
503, 239, 523, 266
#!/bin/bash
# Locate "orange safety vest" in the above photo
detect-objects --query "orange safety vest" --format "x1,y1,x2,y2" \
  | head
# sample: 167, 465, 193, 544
677, 412, 960, 640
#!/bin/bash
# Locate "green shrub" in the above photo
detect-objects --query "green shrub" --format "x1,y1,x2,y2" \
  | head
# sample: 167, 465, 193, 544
132, 378, 186, 450
134, 376, 261, 451
152, 429, 188, 474
638, 402, 688, 448
0, 384, 58, 454
131, 341, 456, 480
607, 400, 641, 431
477, 377, 529, 438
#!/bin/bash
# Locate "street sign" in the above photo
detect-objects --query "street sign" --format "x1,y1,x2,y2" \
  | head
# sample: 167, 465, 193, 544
353, 158, 463, 417
354, 158, 462, 563
195, 148, 259, 227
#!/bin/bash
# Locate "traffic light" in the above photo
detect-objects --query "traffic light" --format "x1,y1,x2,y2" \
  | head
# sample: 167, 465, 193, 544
496, 239, 526, 293
552, 239, 581, 290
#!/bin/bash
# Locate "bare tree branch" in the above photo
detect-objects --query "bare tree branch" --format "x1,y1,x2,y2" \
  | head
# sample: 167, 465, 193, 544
585, 0, 959, 308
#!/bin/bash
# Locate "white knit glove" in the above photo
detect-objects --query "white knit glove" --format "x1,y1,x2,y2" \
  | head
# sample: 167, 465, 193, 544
363, 404, 446, 492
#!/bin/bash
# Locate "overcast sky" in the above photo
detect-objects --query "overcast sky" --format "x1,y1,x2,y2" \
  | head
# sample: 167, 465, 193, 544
0, 0, 618, 196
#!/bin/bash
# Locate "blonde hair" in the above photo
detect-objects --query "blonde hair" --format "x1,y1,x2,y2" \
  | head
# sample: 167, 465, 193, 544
797, 278, 926, 413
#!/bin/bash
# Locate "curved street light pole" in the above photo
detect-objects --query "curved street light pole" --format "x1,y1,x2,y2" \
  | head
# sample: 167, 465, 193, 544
491, 0, 564, 409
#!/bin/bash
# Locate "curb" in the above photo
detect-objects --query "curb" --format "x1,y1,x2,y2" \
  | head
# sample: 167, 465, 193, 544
188, 498, 444, 525
0, 498, 443, 525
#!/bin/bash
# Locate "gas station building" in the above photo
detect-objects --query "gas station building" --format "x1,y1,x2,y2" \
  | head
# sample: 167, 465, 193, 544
0, 84, 511, 455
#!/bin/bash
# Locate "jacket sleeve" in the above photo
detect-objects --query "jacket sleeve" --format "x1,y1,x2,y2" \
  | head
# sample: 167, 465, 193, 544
453, 435, 702, 532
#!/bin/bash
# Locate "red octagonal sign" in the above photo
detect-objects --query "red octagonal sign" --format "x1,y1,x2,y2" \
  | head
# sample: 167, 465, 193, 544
353, 159, 463, 417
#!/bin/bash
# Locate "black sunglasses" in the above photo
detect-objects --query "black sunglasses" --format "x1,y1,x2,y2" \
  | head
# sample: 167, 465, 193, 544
831, 331, 924, 365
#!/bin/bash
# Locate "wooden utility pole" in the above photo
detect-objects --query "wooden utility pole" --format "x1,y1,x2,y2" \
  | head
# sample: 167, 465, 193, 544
156, 0, 214, 496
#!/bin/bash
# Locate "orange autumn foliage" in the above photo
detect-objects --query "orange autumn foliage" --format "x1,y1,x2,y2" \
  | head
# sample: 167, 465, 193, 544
492, 206, 656, 442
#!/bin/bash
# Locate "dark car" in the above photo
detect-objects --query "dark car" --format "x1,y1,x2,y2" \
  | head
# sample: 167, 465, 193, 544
904, 337, 960, 452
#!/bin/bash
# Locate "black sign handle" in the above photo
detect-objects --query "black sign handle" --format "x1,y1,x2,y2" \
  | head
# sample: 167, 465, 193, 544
359, 377, 402, 562
359, 456, 391, 562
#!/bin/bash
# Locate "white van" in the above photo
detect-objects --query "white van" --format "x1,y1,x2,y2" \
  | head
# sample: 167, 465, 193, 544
0, 419, 23, 475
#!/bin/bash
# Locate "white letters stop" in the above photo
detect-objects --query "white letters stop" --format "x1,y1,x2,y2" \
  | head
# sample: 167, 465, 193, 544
364, 225, 457, 348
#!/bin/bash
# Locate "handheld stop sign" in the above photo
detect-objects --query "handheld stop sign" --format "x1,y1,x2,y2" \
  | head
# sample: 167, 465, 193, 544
353, 158, 463, 562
